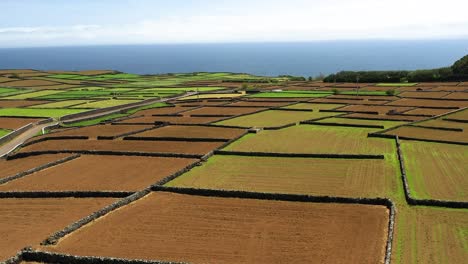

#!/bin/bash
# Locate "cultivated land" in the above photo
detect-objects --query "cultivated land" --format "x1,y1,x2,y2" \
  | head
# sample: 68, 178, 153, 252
400, 140, 468, 201
0, 155, 197, 192
0, 69, 467, 263
0, 197, 116, 260
225, 125, 396, 155
167, 155, 399, 198
43, 192, 390, 264
215, 110, 339, 128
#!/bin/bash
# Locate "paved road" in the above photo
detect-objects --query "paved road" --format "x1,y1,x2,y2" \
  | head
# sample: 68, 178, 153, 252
0, 92, 197, 158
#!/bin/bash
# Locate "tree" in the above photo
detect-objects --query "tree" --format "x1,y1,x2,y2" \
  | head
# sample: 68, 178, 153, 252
452, 54, 468, 75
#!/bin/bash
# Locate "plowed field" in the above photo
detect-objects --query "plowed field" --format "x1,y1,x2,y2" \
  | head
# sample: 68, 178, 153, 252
0, 100, 51, 108
0, 155, 198, 192
0, 154, 70, 180
118, 115, 223, 124
0, 197, 116, 261
130, 125, 245, 139
385, 126, 467, 143
42, 192, 390, 264
0, 117, 43, 130
185, 106, 265, 116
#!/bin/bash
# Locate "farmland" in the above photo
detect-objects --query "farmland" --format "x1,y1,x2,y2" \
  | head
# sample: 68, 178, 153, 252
0, 69, 466, 264
400, 140, 468, 201
42, 192, 390, 264
167, 155, 399, 198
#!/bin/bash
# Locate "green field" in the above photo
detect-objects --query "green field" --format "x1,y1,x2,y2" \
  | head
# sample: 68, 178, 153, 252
37, 90, 113, 100
248, 92, 329, 98
28, 100, 91, 109
317, 117, 407, 129
0, 129, 12, 137
282, 103, 343, 110
0, 108, 86, 118
216, 110, 338, 128
71, 99, 142, 109
3, 90, 64, 100
0, 87, 26, 96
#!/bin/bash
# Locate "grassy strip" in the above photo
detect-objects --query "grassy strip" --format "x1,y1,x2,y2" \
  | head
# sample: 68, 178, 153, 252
376, 83, 418, 87
0, 128, 12, 137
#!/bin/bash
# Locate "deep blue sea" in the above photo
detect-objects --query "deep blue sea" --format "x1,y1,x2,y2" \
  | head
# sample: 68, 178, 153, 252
0, 40, 467, 77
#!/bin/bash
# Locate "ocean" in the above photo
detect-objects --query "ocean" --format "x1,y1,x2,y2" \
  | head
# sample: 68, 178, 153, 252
0, 40, 467, 77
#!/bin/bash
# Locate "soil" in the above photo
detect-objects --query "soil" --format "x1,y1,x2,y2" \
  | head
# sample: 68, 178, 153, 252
0, 155, 198, 192
45, 124, 154, 139
117, 115, 223, 125
387, 98, 468, 108
19, 139, 224, 155
399, 91, 451, 98
0, 154, 70, 180
343, 113, 425, 121
338, 105, 414, 114
0, 117, 44, 130
0, 197, 116, 261
184, 106, 265, 116
312, 98, 390, 105
1, 80, 61, 87
43, 192, 389, 264
402, 108, 452, 116
384, 126, 467, 143
0, 100, 51, 108
227, 101, 292, 107
131, 125, 246, 139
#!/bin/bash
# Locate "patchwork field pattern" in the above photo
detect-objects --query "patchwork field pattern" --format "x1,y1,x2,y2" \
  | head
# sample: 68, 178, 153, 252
0, 71, 466, 263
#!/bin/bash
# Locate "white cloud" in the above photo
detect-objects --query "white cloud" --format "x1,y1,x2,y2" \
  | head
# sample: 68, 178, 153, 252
1, 0, 468, 47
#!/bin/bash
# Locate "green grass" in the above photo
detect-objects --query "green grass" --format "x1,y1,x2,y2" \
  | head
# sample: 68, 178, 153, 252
0, 87, 24, 96
144, 87, 223, 92
37, 90, 113, 100
71, 99, 142, 109
317, 117, 407, 129
0, 108, 87, 118
45, 74, 89, 80
376, 83, 418, 87
28, 100, 91, 109
3, 90, 64, 100
0, 128, 12, 137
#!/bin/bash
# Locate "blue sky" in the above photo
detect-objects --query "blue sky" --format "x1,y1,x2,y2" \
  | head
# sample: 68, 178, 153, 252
1, 0, 468, 47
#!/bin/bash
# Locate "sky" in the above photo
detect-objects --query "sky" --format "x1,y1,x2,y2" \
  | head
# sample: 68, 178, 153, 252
1, 0, 468, 47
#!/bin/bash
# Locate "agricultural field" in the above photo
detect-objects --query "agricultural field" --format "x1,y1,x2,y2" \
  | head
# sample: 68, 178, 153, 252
215, 110, 338, 128
225, 125, 396, 155
167, 155, 399, 198
0, 70, 467, 263
0, 197, 117, 260
0, 155, 198, 192
41, 192, 390, 264
400, 140, 468, 201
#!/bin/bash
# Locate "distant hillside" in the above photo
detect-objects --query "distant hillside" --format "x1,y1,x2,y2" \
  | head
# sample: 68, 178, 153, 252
324, 54, 468, 83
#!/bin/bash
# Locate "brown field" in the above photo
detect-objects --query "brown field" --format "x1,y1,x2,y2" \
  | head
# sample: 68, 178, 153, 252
393, 206, 468, 264
42, 192, 389, 264
399, 91, 451, 98
416, 82, 460, 86
174, 100, 232, 106
0, 69, 38, 74
41, 124, 154, 139
387, 98, 468, 108
402, 108, 452, 116
184, 106, 265, 116
19, 139, 224, 155
118, 115, 224, 124
226, 101, 292, 107
0, 100, 51, 108
338, 105, 414, 114
0, 197, 116, 261
317, 117, 407, 129
15, 72, 50, 78
400, 140, 467, 201
327, 95, 399, 101
0, 154, 70, 180
343, 113, 425, 122
215, 110, 337, 128
0, 77, 17, 83
443, 92, 468, 99
312, 98, 390, 105
168, 155, 398, 198
34, 77, 85, 85
429, 86, 468, 92
1, 79, 61, 87
384, 126, 467, 143
395, 86, 433, 92
132, 106, 195, 116
0, 117, 43, 130
225, 125, 396, 155
0, 155, 198, 192
130, 125, 245, 139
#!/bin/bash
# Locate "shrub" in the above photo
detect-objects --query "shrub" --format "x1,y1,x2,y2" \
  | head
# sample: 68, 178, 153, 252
386, 89, 396, 96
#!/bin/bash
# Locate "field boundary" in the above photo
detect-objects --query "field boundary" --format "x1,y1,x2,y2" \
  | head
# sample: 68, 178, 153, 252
0, 191, 133, 198
395, 136, 468, 208
152, 185, 396, 264
213, 150, 385, 159
20, 136, 89, 148
97, 125, 161, 140
9, 150, 204, 159
0, 154, 80, 185
0, 123, 34, 147
123, 136, 229, 142
301, 121, 384, 129
41, 189, 151, 245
